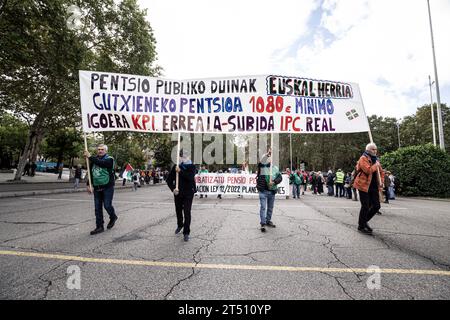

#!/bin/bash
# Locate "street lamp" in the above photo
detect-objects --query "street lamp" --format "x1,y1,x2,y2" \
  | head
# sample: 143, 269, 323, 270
396, 120, 401, 149
428, 76, 437, 146
427, 0, 445, 150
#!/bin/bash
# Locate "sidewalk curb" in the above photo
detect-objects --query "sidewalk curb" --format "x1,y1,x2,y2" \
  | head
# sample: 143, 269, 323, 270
408, 197, 450, 202
0, 184, 163, 199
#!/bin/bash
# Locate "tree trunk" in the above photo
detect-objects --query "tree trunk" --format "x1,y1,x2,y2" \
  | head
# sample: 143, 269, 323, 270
14, 131, 34, 180
14, 114, 46, 180
29, 131, 43, 162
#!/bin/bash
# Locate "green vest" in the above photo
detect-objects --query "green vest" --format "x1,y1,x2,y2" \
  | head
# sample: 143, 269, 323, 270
265, 166, 282, 191
335, 171, 345, 184
92, 155, 114, 186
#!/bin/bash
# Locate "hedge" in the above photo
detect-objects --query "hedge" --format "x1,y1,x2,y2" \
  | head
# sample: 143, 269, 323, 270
380, 144, 450, 198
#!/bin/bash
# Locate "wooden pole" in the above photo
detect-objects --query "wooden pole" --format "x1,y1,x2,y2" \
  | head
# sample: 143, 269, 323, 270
289, 133, 293, 171
367, 130, 383, 202
270, 133, 274, 183
360, 89, 383, 203
83, 132, 92, 192
174, 132, 181, 195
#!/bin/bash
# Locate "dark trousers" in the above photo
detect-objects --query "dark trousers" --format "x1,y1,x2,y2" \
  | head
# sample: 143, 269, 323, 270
384, 189, 390, 203
352, 188, 358, 201
346, 187, 352, 199
327, 185, 334, 196
358, 188, 381, 228
174, 194, 194, 235
335, 183, 344, 197
94, 186, 116, 228
292, 184, 300, 198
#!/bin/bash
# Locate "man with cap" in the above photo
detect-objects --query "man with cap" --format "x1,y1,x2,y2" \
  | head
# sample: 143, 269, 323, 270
166, 150, 197, 242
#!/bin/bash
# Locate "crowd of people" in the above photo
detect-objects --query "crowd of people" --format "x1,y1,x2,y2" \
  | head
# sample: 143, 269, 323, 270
285, 167, 396, 204
81, 142, 398, 240
128, 168, 169, 190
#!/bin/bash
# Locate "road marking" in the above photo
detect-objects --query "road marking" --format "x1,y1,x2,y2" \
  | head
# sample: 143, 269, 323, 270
0, 250, 449, 277
20, 198, 407, 210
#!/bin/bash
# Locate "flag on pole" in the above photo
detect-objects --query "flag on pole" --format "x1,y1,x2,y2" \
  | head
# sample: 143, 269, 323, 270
122, 163, 134, 181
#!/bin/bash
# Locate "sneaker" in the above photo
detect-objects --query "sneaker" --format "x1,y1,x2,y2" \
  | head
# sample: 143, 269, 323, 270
184, 234, 190, 242
175, 227, 183, 234
90, 227, 104, 235
260, 224, 266, 232
357, 226, 372, 235
107, 216, 118, 229
266, 221, 276, 228
365, 224, 373, 233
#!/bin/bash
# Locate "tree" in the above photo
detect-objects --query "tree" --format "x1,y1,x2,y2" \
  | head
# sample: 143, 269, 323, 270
0, 0, 160, 180
381, 144, 450, 198
40, 128, 83, 169
400, 104, 449, 153
0, 112, 28, 168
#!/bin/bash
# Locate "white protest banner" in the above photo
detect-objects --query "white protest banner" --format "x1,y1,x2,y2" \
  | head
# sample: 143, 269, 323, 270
195, 173, 290, 197
79, 70, 370, 134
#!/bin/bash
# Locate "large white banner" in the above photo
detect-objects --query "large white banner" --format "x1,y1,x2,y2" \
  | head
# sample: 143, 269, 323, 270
79, 70, 370, 134
195, 173, 290, 197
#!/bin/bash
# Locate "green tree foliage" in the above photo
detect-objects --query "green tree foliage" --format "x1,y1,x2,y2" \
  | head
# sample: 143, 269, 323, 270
400, 104, 449, 153
0, 112, 28, 168
381, 144, 450, 198
0, 0, 160, 180
280, 107, 448, 174
40, 128, 83, 167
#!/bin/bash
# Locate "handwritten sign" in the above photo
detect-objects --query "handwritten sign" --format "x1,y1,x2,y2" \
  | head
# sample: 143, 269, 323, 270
79, 71, 370, 134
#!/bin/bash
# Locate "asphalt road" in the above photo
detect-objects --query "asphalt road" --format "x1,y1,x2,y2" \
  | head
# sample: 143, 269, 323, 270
0, 185, 449, 300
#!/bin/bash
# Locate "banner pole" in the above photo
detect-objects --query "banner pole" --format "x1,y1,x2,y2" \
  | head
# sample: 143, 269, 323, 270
366, 121, 383, 203
175, 132, 181, 194
83, 132, 93, 191
270, 133, 274, 183
358, 87, 383, 202
289, 133, 293, 171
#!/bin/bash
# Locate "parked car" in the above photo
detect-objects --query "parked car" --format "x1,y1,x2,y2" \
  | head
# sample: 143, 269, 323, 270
36, 161, 62, 173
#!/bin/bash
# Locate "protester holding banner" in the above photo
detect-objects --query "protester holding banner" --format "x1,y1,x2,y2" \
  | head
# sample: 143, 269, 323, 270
256, 150, 283, 233
353, 143, 385, 235
166, 150, 197, 242
84, 144, 118, 235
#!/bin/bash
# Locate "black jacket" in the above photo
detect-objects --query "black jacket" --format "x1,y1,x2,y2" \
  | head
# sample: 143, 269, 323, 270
166, 163, 197, 196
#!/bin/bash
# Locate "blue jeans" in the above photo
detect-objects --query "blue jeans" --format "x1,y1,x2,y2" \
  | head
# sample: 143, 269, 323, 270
259, 190, 275, 225
389, 186, 395, 199
94, 186, 116, 228
327, 185, 334, 196
292, 184, 300, 198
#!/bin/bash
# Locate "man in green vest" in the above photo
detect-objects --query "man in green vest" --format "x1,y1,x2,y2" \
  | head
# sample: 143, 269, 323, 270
335, 169, 345, 198
84, 144, 118, 235
290, 170, 302, 199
